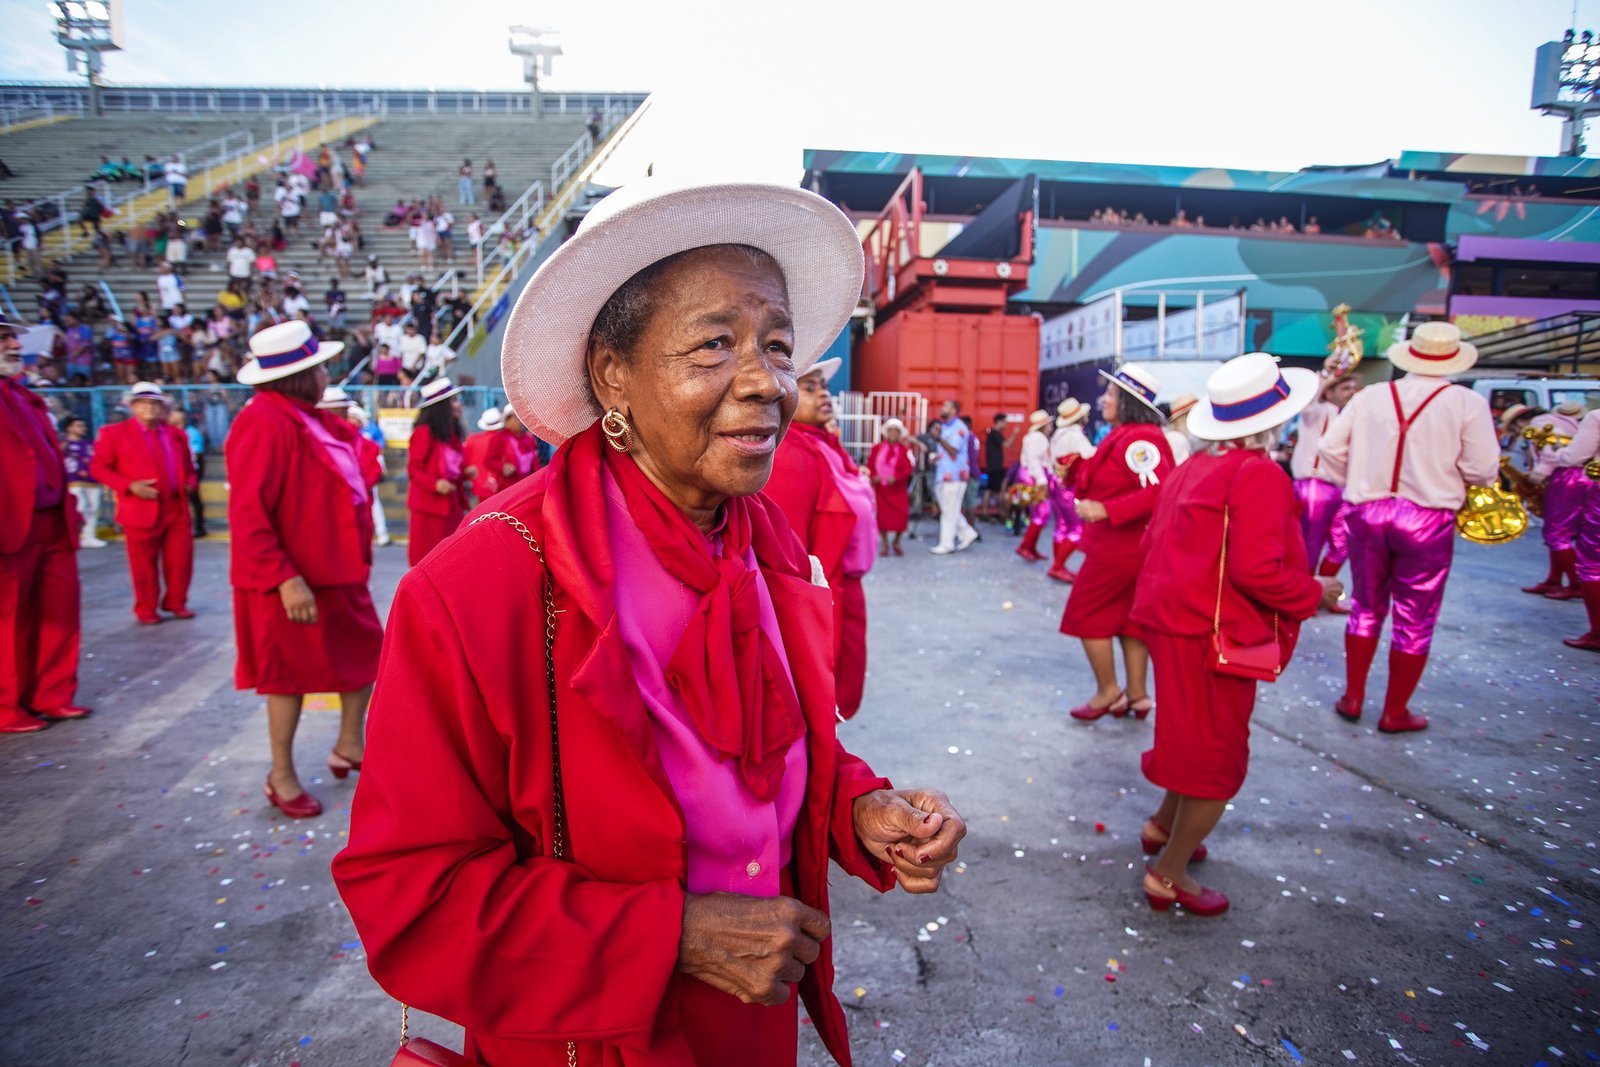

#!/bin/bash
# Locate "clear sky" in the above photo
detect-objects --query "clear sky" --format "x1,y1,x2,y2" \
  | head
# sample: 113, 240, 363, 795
0, 0, 1592, 182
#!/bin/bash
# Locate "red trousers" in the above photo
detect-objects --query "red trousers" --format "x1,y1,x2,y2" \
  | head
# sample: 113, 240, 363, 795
123, 497, 193, 618
0, 509, 80, 713
836, 575, 867, 719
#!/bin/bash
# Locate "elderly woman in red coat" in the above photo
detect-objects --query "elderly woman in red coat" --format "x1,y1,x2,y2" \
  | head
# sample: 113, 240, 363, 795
767, 356, 878, 721
867, 418, 914, 556
405, 376, 472, 566
1061, 364, 1175, 721
1130, 353, 1341, 915
228, 322, 383, 819
332, 180, 966, 1067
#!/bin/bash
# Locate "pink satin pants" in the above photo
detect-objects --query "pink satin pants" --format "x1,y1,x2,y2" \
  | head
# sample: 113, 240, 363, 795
1295, 478, 1350, 570
1544, 467, 1596, 552
1576, 476, 1600, 584
1345, 497, 1456, 656
1047, 471, 1083, 544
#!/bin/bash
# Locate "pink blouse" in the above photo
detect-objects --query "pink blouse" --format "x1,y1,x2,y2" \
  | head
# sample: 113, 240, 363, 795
603, 467, 808, 896
819, 442, 877, 578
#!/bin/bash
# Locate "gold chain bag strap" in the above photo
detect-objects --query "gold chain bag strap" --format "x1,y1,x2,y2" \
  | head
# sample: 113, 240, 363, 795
392, 512, 577, 1067
1207, 507, 1283, 683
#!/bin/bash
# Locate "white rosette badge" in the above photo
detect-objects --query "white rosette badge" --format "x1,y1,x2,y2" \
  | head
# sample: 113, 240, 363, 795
1125, 440, 1162, 487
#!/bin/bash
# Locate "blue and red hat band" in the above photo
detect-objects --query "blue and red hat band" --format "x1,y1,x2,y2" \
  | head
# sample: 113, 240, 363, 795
1112, 370, 1157, 404
1211, 374, 1290, 422
255, 338, 319, 370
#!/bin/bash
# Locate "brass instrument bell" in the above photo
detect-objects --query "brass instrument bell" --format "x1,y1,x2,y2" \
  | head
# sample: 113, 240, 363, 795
1456, 478, 1529, 545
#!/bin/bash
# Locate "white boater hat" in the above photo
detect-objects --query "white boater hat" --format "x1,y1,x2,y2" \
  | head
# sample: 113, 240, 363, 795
500, 179, 865, 445
317, 385, 351, 409
477, 406, 505, 431
418, 376, 462, 409
238, 321, 344, 386
806, 356, 843, 384
1386, 321, 1478, 378
1186, 352, 1320, 442
1027, 408, 1052, 429
128, 380, 172, 405
1098, 362, 1165, 414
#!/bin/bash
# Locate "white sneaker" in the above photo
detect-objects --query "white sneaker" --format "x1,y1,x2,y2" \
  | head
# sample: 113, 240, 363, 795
955, 529, 979, 551
376, 535, 392, 547
929, 545, 955, 555
80, 537, 108, 548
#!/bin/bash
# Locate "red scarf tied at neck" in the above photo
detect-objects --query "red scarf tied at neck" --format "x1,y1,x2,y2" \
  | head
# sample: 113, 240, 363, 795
602, 438, 807, 802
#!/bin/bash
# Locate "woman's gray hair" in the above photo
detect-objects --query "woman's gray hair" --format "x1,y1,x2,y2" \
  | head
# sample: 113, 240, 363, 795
1202, 424, 1281, 454
588, 244, 784, 360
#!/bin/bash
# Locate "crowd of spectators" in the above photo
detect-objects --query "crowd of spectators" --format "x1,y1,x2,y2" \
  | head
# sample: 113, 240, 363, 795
1084, 205, 1405, 240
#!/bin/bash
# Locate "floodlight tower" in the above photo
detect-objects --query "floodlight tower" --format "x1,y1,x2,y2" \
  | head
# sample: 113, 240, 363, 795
509, 25, 562, 122
1532, 28, 1600, 155
49, 0, 124, 117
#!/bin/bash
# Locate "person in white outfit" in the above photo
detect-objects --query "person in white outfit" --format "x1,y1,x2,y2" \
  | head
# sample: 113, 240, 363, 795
930, 399, 980, 554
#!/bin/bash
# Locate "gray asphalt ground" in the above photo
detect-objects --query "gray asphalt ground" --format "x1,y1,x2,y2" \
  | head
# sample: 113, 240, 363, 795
2, 519, 1597, 1067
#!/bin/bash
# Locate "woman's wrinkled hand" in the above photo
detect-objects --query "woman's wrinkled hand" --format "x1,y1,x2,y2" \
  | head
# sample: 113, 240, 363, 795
434, 477, 453, 495
678, 893, 831, 1006
277, 575, 317, 625
1317, 576, 1345, 611
1075, 499, 1108, 523
853, 788, 966, 893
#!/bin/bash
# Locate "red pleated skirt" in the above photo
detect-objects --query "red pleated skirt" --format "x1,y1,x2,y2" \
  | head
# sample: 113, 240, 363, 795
873, 480, 910, 533
1060, 526, 1147, 640
1140, 630, 1258, 800
233, 583, 383, 695
408, 506, 465, 567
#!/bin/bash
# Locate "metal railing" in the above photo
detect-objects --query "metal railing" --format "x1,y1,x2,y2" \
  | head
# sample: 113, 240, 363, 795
0, 82, 647, 117
475, 181, 544, 287
95, 280, 122, 322
0, 104, 69, 131
442, 96, 653, 356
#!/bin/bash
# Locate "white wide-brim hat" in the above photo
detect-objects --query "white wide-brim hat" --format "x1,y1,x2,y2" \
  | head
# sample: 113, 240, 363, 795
880, 417, 906, 435
805, 356, 843, 384
418, 376, 462, 409
1386, 321, 1478, 377
128, 380, 172, 405
348, 404, 371, 426
1498, 402, 1533, 430
501, 179, 865, 445
477, 407, 505, 431
1056, 398, 1089, 425
1555, 399, 1586, 417
1187, 352, 1320, 442
317, 385, 351, 409
1098, 362, 1165, 414
238, 320, 344, 385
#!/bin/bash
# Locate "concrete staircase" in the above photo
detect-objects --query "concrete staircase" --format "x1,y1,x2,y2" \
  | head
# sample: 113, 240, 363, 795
4, 113, 592, 327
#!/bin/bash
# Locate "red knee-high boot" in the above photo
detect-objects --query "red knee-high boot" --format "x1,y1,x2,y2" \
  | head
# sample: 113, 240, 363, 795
1015, 522, 1046, 561
1546, 548, 1583, 600
1046, 539, 1078, 582
1336, 633, 1380, 721
1562, 581, 1600, 653
1523, 548, 1563, 595
1378, 650, 1430, 733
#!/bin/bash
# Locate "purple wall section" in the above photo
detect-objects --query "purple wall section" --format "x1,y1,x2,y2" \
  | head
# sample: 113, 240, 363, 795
1455, 235, 1600, 264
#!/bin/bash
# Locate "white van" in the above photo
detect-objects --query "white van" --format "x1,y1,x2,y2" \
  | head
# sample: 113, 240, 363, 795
1461, 376, 1600, 421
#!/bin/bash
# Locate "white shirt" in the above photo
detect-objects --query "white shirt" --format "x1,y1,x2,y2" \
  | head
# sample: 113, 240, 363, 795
221, 198, 247, 225
225, 245, 255, 278
373, 320, 403, 355
279, 195, 301, 218
1050, 423, 1095, 462
282, 293, 310, 317
1290, 398, 1340, 480
156, 273, 184, 310
398, 333, 428, 373
466, 219, 485, 245
424, 342, 456, 373
1317, 374, 1500, 510
20, 221, 37, 250
289, 173, 310, 197
1552, 409, 1600, 471
1020, 428, 1051, 482
1530, 412, 1585, 479
163, 161, 186, 185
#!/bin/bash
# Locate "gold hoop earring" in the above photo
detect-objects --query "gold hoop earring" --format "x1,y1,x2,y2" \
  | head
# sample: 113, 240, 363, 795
600, 408, 632, 452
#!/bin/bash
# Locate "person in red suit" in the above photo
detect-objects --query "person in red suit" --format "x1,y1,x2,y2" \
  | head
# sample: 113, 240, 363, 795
868, 417, 914, 556
405, 377, 472, 566
89, 381, 197, 624
333, 181, 966, 1067
0, 313, 90, 733
767, 356, 878, 720
462, 405, 519, 501
228, 321, 384, 819
1131, 353, 1340, 916
1061, 364, 1176, 722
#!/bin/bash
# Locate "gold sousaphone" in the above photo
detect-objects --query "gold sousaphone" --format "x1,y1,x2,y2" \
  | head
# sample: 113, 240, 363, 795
1457, 467, 1530, 545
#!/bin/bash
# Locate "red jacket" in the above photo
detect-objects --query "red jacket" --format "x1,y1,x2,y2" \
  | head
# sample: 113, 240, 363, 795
463, 428, 519, 501
1132, 448, 1323, 666
764, 422, 858, 592
1073, 423, 1175, 552
407, 424, 469, 516
224, 389, 374, 592
333, 432, 892, 1067
357, 435, 383, 490
0, 378, 78, 553
88, 418, 198, 530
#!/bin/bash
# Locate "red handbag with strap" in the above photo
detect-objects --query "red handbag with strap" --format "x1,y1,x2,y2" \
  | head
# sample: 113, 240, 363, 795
1207, 505, 1282, 683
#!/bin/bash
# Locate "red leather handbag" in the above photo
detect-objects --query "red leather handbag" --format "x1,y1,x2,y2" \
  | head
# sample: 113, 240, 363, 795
1208, 507, 1282, 684
388, 513, 579, 1067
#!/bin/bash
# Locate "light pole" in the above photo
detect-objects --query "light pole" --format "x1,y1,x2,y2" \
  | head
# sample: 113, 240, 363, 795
48, 0, 124, 117
1532, 28, 1600, 156
508, 25, 562, 122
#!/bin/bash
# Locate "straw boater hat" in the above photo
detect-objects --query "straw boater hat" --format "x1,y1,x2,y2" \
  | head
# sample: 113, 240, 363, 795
1497, 402, 1533, 431
417, 377, 462, 409
128, 381, 172, 405
1098, 362, 1165, 414
238, 321, 344, 386
316, 385, 351, 409
477, 407, 505, 432
1186, 352, 1320, 442
1027, 408, 1052, 429
501, 179, 864, 445
1166, 392, 1200, 422
1056, 397, 1089, 425
806, 356, 843, 384
1386, 321, 1478, 377
1555, 399, 1586, 417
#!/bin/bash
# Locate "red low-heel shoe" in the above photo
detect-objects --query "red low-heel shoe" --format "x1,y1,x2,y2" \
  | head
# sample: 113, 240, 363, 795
1127, 698, 1154, 721
165, 607, 196, 620
327, 750, 364, 780
1546, 587, 1584, 601
264, 780, 322, 819
1562, 632, 1600, 654
35, 704, 91, 720
1143, 869, 1229, 916
1069, 691, 1127, 721
1139, 819, 1207, 862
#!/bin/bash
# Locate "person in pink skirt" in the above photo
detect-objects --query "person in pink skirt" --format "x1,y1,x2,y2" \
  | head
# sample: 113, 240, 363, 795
1046, 397, 1094, 582
1014, 409, 1054, 562
1317, 323, 1500, 733
1552, 407, 1600, 653
1291, 364, 1361, 611
1526, 400, 1594, 600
